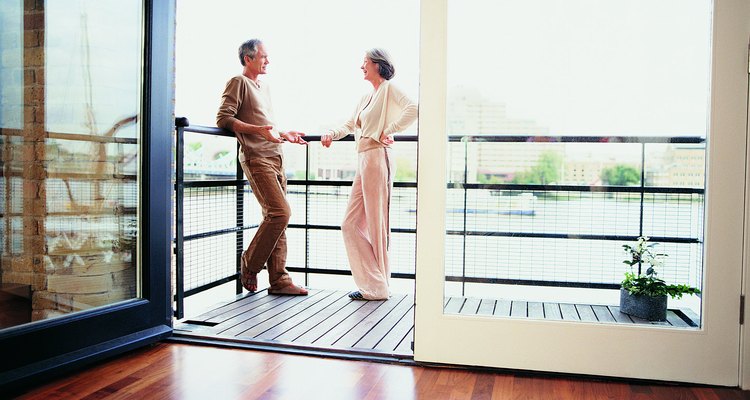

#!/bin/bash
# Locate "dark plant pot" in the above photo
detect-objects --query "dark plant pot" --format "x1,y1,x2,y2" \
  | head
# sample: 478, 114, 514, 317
619, 288, 668, 321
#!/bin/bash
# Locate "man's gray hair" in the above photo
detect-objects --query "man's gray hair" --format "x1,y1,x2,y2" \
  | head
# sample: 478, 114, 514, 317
366, 48, 395, 80
239, 39, 263, 66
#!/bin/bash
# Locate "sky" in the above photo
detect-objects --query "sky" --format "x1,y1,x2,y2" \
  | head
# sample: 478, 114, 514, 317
174, 0, 712, 137
175, 0, 420, 134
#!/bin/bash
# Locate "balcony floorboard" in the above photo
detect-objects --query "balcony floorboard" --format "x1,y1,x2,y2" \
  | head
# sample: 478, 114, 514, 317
174, 290, 700, 358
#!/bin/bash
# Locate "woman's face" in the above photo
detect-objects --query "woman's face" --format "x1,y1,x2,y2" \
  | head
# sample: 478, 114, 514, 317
361, 56, 380, 83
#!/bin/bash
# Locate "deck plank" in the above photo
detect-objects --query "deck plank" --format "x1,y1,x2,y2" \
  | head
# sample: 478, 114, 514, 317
460, 298, 482, 315
295, 300, 382, 345
665, 310, 689, 328
543, 303, 562, 320
373, 305, 415, 352
394, 327, 414, 354
510, 301, 527, 318
216, 294, 314, 336
206, 291, 292, 324
494, 300, 512, 317
352, 297, 415, 349
444, 297, 464, 314
334, 294, 412, 349
608, 306, 634, 324
680, 308, 701, 327
233, 290, 336, 338
576, 305, 598, 322
477, 299, 496, 316
559, 303, 579, 321
254, 291, 349, 340
591, 305, 616, 323
528, 302, 544, 319
268, 294, 354, 342
313, 299, 391, 346
186, 291, 272, 323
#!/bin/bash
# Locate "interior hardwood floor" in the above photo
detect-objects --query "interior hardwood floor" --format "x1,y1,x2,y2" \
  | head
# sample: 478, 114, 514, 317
7, 342, 748, 400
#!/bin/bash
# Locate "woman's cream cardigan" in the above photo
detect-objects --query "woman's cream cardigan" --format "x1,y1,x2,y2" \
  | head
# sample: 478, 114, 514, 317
328, 80, 417, 143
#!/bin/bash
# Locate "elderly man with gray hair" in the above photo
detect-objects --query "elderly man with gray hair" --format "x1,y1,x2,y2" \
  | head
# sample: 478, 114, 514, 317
217, 39, 308, 296
321, 48, 418, 300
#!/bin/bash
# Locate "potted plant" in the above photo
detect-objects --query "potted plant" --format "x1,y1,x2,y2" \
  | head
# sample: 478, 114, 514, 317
619, 236, 701, 321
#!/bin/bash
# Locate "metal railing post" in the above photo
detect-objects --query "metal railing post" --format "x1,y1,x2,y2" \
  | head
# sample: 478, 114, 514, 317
174, 117, 188, 320
304, 143, 310, 286
236, 141, 244, 295
461, 137, 469, 297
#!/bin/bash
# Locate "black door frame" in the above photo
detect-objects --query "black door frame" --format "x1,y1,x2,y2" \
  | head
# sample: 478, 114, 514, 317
0, 0, 174, 390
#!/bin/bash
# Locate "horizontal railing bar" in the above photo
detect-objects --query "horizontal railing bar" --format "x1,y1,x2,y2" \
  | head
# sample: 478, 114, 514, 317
445, 276, 621, 289
447, 135, 705, 144
177, 180, 417, 189
180, 179, 245, 188
182, 125, 235, 137
287, 180, 417, 188
286, 267, 414, 280
443, 231, 701, 243
182, 275, 238, 298
449, 183, 704, 194
183, 224, 259, 242
177, 179, 700, 195
47, 131, 139, 144
180, 122, 704, 144
288, 224, 414, 234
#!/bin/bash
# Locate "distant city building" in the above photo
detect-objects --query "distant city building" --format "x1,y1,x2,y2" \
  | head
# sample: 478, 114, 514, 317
647, 144, 706, 188
447, 87, 550, 183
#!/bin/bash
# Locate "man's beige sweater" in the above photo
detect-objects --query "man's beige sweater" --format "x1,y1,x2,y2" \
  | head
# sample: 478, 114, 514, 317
217, 75, 282, 161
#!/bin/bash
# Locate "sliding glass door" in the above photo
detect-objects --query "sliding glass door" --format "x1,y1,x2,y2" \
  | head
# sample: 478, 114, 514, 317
415, 0, 748, 385
0, 0, 174, 389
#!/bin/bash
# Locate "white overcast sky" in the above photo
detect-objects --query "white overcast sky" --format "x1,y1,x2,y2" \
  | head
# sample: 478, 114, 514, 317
176, 0, 711, 137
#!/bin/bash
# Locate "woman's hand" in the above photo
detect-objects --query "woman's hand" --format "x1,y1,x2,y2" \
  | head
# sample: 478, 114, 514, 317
321, 134, 333, 148
379, 131, 394, 146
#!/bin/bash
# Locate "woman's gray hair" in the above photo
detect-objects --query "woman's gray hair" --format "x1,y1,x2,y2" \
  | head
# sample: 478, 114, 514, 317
366, 48, 395, 80
239, 39, 263, 66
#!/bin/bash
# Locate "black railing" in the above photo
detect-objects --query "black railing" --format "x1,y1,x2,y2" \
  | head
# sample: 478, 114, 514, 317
172, 118, 705, 318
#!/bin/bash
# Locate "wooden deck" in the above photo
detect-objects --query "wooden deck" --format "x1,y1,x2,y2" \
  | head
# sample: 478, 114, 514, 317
174, 289, 700, 358
443, 297, 701, 327
175, 289, 416, 358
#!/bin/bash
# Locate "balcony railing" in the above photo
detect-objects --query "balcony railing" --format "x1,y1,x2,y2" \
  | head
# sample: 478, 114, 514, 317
172, 118, 705, 319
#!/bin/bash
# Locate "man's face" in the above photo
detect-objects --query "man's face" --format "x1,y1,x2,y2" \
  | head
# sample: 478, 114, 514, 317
246, 44, 269, 75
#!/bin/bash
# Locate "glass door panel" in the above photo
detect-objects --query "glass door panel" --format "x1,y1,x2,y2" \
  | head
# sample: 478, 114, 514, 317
0, 0, 173, 388
1, 0, 142, 330
415, 0, 747, 385
443, 0, 709, 327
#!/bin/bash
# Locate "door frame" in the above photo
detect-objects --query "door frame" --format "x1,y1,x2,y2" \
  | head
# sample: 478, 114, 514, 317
415, 0, 750, 386
0, 0, 175, 390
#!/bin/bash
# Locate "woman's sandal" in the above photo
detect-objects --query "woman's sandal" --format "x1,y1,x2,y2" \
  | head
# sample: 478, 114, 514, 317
348, 291, 367, 300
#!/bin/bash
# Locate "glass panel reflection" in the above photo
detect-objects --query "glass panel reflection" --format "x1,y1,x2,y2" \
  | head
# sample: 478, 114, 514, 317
444, 0, 709, 328
0, 0, 143, 329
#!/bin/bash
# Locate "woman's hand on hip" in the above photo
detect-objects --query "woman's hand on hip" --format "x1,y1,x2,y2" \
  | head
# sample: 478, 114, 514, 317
379, 131, 394, 146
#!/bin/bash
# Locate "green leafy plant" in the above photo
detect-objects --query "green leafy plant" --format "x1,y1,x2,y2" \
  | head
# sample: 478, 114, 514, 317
621, 236, 701, 299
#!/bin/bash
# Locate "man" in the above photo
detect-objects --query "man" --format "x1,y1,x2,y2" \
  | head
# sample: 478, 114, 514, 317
216, 39, 308, 295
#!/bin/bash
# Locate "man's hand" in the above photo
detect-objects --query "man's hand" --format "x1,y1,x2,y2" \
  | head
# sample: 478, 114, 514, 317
321, 134, 333, 148
280, 131, 307, 145
253, 125, 282, 143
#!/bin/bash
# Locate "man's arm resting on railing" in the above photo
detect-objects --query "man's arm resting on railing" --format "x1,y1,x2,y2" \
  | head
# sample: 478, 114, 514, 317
230, 119, 281, 144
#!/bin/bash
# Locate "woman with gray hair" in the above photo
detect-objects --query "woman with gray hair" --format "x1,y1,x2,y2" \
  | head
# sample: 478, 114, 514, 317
321, 49, 417, 300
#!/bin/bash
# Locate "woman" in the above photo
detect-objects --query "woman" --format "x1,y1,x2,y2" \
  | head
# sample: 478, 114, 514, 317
321, 49, 417, 300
